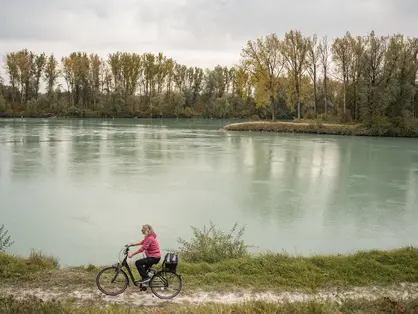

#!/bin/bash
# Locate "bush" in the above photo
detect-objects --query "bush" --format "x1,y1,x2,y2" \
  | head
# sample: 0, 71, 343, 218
26, 249, 59, 269
250, 114, 260, 121
303, 110, 316, 120
0, 250, 59, 282
361, 116, 418, 137
0, 95, 13, 116
177, 222, 249, 263
0, 224, 14, 252
339, 111, 353, 124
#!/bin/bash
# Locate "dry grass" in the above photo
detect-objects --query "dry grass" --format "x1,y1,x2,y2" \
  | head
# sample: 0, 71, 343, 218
1, 295, 418, 314
2, 247, 418, 293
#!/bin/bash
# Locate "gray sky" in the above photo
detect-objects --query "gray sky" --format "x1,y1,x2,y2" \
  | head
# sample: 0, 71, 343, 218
0, 0, 417, 74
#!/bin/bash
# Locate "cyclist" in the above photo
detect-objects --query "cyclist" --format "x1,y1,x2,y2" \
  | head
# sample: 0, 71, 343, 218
128, 224, 162, 284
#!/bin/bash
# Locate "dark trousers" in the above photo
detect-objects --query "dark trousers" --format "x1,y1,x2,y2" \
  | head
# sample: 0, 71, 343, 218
135, 257, 161, 279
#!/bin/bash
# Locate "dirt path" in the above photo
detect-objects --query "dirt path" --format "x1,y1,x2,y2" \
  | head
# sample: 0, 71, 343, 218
2, 283, 418, 306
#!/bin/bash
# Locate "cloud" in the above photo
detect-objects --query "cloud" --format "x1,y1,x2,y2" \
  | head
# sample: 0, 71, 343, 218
0, 0, 417, 71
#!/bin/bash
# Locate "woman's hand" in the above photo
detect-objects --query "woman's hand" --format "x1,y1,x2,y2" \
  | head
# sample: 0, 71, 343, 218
128, 253, 134, 258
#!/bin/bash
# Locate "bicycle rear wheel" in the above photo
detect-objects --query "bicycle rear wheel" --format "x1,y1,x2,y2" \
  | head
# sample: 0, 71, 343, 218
96, 266, 129, 296
149, 270, 182, 299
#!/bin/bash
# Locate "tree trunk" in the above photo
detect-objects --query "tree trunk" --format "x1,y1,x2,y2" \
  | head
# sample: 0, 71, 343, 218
313, 76, 317, 116
271, 95, 276, 121
324, 73, 328, 115
343, 80, 346, 114
297, 82, 301, 120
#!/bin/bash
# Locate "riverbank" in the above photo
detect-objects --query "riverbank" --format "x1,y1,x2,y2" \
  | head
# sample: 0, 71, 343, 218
1, 247, 418, 312
2, 285, 418, 313
223, 120, 418, 138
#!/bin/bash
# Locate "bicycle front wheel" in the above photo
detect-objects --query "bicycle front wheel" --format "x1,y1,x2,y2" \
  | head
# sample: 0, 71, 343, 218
149, 270, 182, 299
96, 266, 129, 296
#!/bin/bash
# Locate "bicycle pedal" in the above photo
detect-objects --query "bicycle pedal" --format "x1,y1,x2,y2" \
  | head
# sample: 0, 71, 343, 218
140, 287, 147, 291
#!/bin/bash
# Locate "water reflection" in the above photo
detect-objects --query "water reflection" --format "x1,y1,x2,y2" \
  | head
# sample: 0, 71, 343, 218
0, 118, 417, 265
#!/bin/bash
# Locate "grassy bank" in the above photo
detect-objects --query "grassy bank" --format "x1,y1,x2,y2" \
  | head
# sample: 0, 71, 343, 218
223, 120, 418, 138
1, 247, 418, 293
1, 295, 418, 314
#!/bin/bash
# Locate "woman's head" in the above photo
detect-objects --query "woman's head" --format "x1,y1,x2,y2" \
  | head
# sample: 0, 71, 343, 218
141, 224, 154, 236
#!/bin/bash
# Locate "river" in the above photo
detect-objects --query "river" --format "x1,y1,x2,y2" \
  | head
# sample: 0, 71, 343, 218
1, 118, 417, 266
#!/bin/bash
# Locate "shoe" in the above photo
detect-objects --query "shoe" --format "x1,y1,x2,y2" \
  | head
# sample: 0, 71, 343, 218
135, 277, 150, 286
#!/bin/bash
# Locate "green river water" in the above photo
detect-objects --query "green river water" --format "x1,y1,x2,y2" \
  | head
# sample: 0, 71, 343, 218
0, 118, 417, 266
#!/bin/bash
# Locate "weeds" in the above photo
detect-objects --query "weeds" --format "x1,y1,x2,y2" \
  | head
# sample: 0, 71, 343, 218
0, 224, 14, 253
1, 295, 418, 314
0, 250, 58, 282
177, 222, 249, 263
27, 249, 59, 269
1, 224, 418, 293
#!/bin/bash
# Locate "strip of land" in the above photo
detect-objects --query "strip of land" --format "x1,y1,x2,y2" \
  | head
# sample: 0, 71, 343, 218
1, 283, 418, 313
223, 120, 418, 138
1, 247, 418, 313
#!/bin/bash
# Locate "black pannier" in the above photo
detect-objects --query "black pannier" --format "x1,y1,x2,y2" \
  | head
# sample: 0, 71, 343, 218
163, 253, 179, 272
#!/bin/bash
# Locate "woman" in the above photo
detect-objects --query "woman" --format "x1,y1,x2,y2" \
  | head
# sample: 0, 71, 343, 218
128, 224, 161, 284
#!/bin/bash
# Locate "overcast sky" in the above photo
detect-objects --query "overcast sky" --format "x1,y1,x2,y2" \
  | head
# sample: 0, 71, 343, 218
0, 0, 417, 76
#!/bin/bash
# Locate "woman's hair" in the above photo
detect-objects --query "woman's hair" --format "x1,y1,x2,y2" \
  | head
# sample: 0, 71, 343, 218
142, 224, 154, 236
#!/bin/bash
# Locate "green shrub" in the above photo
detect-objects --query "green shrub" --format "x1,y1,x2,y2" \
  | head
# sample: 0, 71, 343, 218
0, 296, 67, 314
27, 249, 59, 269
302, 110, 316, 120
0, 250, 59, 282
177, 222, 249, 263
0, 225, 13, 253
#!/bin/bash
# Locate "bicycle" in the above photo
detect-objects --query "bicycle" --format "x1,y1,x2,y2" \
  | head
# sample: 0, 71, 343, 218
96, 244, 182, 299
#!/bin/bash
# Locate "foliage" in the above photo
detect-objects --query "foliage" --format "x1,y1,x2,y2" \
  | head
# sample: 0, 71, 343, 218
224, 120, 418, 138
240, 33, 284, 120
0, 95, 12, 116
1, 30, 418, 125
0, 250, 58, 282
177, 222, 249, 263
0, 225, 14, 253
1, 243, 418, 293
2, 295, 418, 314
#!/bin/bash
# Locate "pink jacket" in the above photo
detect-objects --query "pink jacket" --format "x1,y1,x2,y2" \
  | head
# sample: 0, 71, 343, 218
138, 233, 161, 258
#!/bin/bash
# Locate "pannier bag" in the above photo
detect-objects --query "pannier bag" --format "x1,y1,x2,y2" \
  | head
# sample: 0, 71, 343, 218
163, 253, 179, 272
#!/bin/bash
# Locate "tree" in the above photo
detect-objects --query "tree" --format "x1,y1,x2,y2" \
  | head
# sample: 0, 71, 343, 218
319, 36, 331, 115
360, 31, 388, 126
349, 36, 365, 120
5, 52, 19, 103
16, 49, 34, 104
241, 33, 284, 120
281, 30, 309, 119
306, 34, 320, 115
89, 54, 102, 107
332, 32, 353, 115
61, 55, 76, 106
33, 53, 46, 99
44, 54, 59, 96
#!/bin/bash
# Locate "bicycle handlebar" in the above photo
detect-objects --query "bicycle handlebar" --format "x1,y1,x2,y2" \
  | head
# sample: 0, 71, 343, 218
122, 244, 136, 255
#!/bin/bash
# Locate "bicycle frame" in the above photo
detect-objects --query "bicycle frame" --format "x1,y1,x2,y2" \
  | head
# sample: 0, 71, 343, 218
117, 253, 137, 284
115, 246, 158, 286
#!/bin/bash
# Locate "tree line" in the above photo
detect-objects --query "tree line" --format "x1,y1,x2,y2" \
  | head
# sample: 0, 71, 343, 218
1, 30, 417, 125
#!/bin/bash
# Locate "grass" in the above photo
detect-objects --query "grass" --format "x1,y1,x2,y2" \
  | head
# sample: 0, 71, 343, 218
1, 247, 418, 293
223, 119, 418, 138
177, 222, 249, 263
1, 225, 418, 312
1, 295, 418, 313
0, 250, 59, 282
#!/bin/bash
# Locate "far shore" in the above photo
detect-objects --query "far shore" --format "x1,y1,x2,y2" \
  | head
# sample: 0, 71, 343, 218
223, 120, 418, 138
